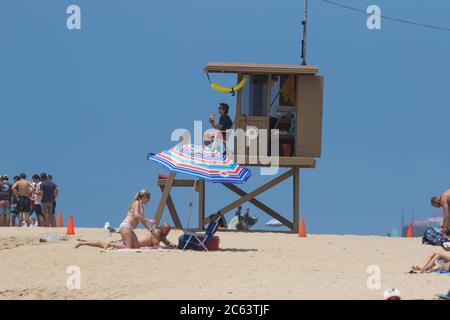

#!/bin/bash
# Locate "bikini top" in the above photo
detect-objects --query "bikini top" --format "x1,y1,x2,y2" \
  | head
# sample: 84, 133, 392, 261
127, 200, 144, 217
127, 201, 156, 231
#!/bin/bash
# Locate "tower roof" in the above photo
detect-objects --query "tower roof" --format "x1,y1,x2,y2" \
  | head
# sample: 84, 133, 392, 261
204, 62, 319, 75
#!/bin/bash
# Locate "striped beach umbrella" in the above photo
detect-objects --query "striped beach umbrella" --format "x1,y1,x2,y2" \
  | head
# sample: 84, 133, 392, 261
147, 144, 251, 184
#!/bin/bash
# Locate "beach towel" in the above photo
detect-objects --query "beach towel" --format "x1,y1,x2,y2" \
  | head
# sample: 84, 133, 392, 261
39, 235, 69, 243
434, 270, 450, 274
100, 247, 179, 253
408, 270, 450, 274
422, 228, 449, 246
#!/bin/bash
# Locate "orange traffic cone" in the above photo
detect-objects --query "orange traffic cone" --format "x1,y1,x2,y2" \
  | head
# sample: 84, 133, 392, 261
298, 217, 307, 238
56, 211, 64, 228
66, 214, 75, 236
406, 223, 413, 238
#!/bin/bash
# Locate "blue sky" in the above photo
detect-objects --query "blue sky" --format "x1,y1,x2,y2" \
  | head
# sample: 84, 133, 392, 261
1, 0, 449, 235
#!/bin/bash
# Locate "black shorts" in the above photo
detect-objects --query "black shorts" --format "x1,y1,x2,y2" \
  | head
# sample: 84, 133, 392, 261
17, 197, 30, 213
34, 204, 43, 217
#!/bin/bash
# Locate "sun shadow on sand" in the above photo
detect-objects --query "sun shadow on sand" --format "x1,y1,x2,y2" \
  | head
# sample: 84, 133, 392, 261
215, 248, 258, 252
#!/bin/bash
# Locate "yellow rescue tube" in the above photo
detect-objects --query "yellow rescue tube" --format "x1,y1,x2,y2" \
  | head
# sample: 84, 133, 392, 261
210, 75, 248, 94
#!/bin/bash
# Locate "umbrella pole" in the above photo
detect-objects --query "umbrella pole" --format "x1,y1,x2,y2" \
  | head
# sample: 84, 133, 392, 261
185, 179, 198, 231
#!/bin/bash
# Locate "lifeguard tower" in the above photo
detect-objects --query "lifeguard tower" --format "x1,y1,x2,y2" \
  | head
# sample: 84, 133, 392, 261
202, 62, 324, 233
154, 1, 324, 233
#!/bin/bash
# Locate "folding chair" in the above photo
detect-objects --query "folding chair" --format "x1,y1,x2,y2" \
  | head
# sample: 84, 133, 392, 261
179, 218, 219, 251
175, 179, 218, 251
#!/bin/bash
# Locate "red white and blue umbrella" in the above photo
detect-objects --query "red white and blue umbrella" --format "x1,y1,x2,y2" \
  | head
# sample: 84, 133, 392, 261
147, 144, 251, 184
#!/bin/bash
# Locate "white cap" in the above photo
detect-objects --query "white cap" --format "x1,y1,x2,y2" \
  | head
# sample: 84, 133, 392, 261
384, 288, 401, 300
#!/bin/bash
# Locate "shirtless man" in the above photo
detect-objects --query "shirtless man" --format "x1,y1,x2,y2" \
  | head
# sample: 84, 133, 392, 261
431, 189, 450, 235
142, 223, 177, 248
75, 222, 177, 250
12, 173, 32, 227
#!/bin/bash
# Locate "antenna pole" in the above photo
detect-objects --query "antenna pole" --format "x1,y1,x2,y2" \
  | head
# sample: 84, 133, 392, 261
301, 0, 309, 65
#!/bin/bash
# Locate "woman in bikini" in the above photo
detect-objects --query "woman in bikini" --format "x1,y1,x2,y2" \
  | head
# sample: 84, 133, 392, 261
75, 190, 177, 250
77, 189, 153, 249
115, 189, 155, 248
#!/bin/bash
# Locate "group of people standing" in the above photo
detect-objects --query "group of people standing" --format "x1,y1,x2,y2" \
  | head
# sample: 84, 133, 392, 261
0, 173, 59, 227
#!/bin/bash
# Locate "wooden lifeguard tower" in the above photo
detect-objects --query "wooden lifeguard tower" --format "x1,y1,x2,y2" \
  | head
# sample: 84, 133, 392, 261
154, 62, 324, 233
202, 62, 324, 233
154, 1, 324, 233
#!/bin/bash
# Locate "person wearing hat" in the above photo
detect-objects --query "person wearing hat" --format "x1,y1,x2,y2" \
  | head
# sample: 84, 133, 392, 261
383, 288, 401, 300
0, 175, 13, 227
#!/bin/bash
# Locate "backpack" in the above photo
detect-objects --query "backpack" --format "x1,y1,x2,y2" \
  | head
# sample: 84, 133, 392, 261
422, 227, 449, 246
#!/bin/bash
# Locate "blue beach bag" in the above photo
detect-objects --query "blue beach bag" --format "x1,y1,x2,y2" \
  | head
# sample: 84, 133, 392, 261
422, 227, 449, 246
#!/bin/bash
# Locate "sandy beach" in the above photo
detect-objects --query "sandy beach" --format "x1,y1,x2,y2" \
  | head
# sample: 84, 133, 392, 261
0, 227, 448, 300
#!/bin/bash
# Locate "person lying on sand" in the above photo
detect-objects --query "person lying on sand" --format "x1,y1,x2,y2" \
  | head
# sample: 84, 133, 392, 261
410, 252, 450, 273
75, 222, 177, 250
431, 189, 450, 235
78, 189, 165, 249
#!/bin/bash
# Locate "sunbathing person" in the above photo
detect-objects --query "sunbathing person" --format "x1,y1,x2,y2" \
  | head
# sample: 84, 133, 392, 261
75, 222, 176, 249
138, 222, 177, 248
411, 252, 450, 273
78, 189, 155, 249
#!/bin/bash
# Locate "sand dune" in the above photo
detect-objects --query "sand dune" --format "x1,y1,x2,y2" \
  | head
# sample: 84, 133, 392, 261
0, 227, 448, 300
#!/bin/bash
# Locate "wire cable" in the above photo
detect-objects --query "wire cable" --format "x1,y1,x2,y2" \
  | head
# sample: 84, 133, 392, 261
319, 0, 450, 32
